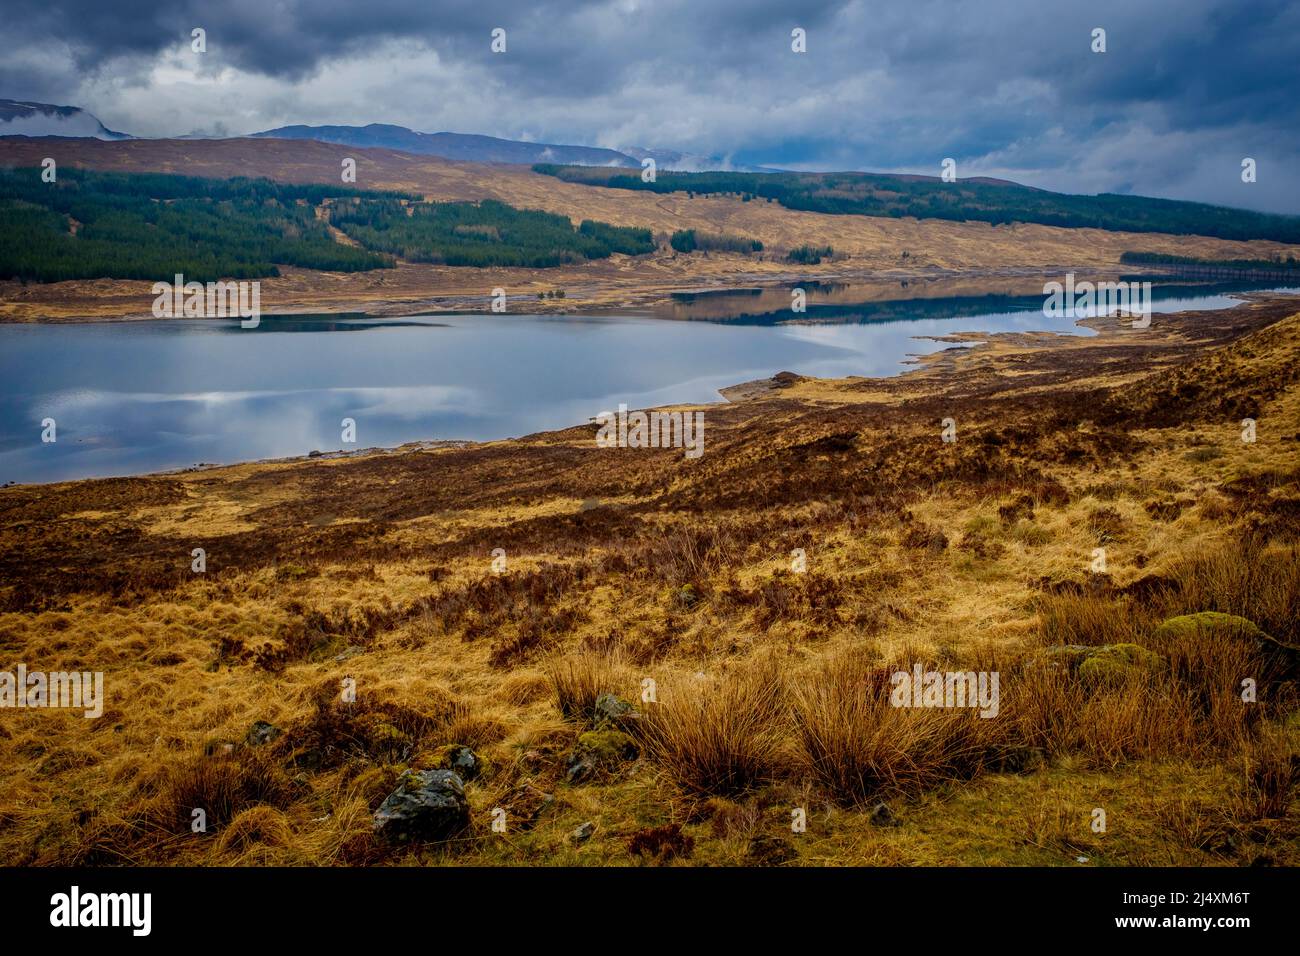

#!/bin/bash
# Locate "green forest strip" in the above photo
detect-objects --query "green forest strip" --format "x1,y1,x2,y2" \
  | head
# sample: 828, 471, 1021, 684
534, 165, 1300, 243
330, 197, 653, 267
1120, 251, 1300, 271
0, 169, 410, 282
0, 169, 656, 283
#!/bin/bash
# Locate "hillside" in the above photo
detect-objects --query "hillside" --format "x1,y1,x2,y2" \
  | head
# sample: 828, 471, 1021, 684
537, 165, 1300, 243
2, 136, 1300, 321
1, 293, 1296, 865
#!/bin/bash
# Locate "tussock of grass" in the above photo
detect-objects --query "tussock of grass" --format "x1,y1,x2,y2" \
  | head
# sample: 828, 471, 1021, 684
639, 658, 787, 797
791, 648, 995, 805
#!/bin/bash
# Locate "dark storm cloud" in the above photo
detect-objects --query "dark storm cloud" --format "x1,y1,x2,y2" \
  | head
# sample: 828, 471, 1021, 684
1, 0, 1297, 211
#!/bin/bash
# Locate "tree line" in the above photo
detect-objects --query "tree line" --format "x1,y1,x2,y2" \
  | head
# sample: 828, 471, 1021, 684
330, 197, 654, 268
534, 164, 1300, 244
0, 169, 657, 283
0, 168, 404, 283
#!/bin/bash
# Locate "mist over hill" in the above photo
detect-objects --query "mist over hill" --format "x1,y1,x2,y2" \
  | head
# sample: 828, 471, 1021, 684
0, 99, 131, 140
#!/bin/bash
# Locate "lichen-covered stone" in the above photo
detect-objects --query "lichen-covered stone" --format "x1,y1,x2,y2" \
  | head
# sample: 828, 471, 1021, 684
566, 729, 638, 783
592, 692, 636, 728
372, 769, 469, 843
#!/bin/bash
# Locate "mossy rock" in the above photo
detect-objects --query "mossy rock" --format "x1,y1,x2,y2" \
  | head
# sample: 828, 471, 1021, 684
1152, 612, 1297, 677
423, 743, 486, 781
575, 730, 638, 767
1077, 643, 1165, 685
372, 769, 469, 843
1152, 612, 1269, 645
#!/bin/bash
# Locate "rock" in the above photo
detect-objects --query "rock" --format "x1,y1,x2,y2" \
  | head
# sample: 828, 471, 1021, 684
1076, 643, 1164, 685
503, 783, 554, 830
1033, 642, 1164, 684
869, 802, 899, 827
579, 729, 638, 763
566, 729, 638, 783
245, 720, 282, 747
565, 758, 595, 784
1153, 611, 1267, 645
746, 835, 797, 866
427, 744, 483, 781
1155, 612, 1298, 679
1159, 613, 1289, 681
286, 747, 323, 771
372, 769, 470, 843
570, 821, 596, 844
592, 693, 636, 728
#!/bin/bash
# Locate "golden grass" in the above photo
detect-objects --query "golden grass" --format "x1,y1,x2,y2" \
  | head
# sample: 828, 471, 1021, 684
1, 299, 1298, 865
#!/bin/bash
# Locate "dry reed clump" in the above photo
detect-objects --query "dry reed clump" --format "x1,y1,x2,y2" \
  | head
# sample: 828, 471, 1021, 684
631, 526, 742, 586
789, 647, 998, 806
638, 657, 787, 797
1158, 541, 1300, 645
1001, 658, 1214, 766
1011, 538, 1296, 766
1036, 591, 1156, 647
145, 747, 298, 834
543, 650, 632, 723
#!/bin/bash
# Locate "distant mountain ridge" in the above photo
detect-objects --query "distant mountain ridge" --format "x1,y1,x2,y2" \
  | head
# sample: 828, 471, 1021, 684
250, 123, 636, 167
250, 122, 775, 172
0, 99, 131, 140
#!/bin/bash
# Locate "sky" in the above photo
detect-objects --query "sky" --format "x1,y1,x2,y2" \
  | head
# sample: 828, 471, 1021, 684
2, 0, 1298, 213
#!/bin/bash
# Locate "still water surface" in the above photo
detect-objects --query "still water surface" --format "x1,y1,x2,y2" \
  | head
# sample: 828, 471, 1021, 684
1, 281, 1291, 483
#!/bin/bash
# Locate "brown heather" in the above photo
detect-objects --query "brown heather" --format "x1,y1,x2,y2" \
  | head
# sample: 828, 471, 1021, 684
1, 296, 1298, 865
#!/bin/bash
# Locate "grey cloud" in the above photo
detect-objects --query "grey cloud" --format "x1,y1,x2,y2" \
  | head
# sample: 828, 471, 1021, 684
0, 0, 1296, 211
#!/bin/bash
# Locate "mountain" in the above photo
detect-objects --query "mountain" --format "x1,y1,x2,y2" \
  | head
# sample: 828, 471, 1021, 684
251, 122, 778, 172
251, 123, 639, 168
0, 99, 131, 140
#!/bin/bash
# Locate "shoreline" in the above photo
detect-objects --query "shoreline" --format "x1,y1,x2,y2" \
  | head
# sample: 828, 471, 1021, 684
9, 289, 1295, 489
0, 265, 1173, 325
